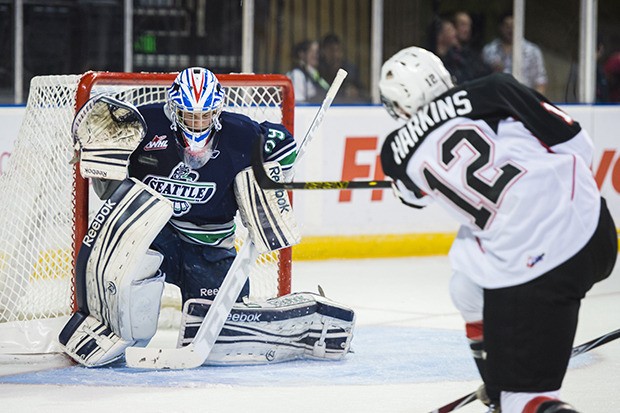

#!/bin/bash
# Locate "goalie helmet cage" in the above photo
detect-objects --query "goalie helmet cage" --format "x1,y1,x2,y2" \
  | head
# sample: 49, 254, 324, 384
0, 71, 294, 356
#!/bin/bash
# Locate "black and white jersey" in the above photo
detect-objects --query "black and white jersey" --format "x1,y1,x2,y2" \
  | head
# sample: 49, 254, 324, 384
380, 73, 601, 288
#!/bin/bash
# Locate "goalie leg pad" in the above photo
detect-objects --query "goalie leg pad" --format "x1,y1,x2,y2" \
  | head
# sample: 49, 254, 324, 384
178, 292, 356, 365
58, 312, 134, 367
58, 255, 165, 367
59, 178, 173, 366
80, 178, 172, 340
120, 251, 166, 341
234, 161, 301, 253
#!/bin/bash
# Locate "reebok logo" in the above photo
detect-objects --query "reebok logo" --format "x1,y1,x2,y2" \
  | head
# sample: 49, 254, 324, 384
83, 168, 107, 178
82, 199, 117, 248
268, 165, 291, 213
227, 312, 262, 322
144, 135, 169, 151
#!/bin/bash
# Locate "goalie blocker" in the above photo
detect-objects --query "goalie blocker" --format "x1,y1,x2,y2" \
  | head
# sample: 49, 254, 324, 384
234, 160, 300, 253
58, 178, 173, 367
178, 292, 356, 365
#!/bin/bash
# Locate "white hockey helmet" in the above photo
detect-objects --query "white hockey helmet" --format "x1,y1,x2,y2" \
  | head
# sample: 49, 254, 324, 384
379, 46, 454, 120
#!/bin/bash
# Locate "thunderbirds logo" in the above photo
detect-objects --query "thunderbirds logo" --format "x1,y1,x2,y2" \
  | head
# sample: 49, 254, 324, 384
143, 163, 216, 216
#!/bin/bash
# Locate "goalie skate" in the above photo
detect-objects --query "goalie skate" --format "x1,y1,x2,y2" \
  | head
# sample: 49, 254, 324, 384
178, 292, 356, 365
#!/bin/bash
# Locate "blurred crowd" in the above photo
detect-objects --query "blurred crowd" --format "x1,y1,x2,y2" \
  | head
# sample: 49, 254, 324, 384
287, 10, 620, 104
286, 33, 367, 104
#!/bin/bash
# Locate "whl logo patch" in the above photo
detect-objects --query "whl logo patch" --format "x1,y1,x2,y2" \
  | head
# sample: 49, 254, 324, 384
143, 163, 216, 216
144, 135, 169, 151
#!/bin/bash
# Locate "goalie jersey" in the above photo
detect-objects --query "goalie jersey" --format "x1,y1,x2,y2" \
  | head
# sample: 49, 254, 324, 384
380, 73, 601, 289
127, 103, 297, 248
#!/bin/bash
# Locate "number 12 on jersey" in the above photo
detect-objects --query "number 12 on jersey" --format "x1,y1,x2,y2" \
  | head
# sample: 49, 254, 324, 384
422, 126, 524, 230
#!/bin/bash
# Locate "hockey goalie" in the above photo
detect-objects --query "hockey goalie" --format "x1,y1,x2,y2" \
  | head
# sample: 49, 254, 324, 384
58, 68, 355, 367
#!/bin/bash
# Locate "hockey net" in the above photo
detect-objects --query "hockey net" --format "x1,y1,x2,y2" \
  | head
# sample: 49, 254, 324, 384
0, 72, 294, 356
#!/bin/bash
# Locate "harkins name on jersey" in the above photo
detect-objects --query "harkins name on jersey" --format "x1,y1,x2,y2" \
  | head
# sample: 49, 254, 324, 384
389, 90, 473, 166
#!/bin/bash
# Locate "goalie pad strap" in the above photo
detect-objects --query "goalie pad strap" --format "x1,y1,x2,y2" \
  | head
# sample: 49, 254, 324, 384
234, 161, 300, 254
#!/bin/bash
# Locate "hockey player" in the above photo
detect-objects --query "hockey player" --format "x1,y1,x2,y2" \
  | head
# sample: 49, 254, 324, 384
58, 67, 355, 367
379, 47, 617, 413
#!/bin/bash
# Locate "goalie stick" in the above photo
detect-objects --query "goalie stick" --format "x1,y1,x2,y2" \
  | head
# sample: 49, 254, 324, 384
125, 69, 348, 369
428, 327, 620, 413
125, 240, 258, 369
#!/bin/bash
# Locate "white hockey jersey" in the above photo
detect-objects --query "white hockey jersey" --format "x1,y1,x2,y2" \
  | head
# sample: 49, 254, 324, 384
380, 73, 601, 289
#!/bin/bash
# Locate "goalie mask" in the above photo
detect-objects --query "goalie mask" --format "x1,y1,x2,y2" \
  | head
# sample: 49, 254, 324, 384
379, 47, 454, 121
165, 67, 225, 169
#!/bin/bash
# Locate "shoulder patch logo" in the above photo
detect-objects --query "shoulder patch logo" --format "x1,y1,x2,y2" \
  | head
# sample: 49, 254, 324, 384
144, 135, 169, 151
143, 163, 216, 216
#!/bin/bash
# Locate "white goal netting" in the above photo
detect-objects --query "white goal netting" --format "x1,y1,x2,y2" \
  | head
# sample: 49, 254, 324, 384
0, 72, 294, 355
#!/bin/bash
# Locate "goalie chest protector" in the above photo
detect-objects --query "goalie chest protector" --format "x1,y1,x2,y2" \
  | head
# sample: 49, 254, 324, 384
127, 103, 295, 224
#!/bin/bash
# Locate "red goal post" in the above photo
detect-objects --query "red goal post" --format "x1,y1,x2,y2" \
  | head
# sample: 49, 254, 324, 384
0, 71, 295, 356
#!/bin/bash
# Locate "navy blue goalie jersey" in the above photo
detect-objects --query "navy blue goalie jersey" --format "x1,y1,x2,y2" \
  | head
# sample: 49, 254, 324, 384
128, 103, 297, 247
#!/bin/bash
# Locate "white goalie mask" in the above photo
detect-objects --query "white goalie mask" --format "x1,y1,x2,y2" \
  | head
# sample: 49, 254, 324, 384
379, 47, 454, 120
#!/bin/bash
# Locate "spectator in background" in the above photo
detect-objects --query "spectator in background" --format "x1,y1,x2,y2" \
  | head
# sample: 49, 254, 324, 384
449, 11, 492, 83
426, 16, 459, 62
482, 12, 548, 93
595, 36, 610, 103
427, 15, 490, 85
604, 52, 620, 102
564, 34, 609, 103
318, 33, 366, 102
453, 10, 474, 48
286, 39, 329, 103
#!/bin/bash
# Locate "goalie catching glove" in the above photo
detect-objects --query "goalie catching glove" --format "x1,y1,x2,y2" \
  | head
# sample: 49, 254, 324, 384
71, 94, 146, 181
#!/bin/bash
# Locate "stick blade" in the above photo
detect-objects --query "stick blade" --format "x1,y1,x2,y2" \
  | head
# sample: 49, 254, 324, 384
125, 344, 204, 370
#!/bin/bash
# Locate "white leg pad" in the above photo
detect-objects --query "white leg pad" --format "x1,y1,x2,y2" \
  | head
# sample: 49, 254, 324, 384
58, 178, 172, 367
118, 250, 166, 341
178, 292, 356, 365
59, 312, 134, 367
59, 251, 165, 367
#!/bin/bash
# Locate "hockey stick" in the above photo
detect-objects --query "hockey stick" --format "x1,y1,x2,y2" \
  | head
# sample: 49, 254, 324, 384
125, 69, 348, 370
125, 240, 258, 369
296, 68, 348, 162
252, 139, 393, 190
428, 328, 620, 413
